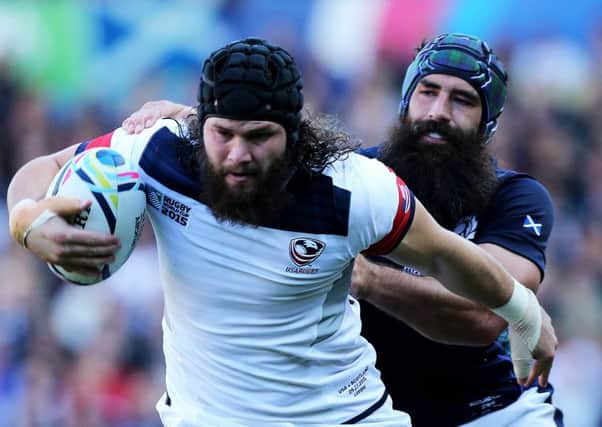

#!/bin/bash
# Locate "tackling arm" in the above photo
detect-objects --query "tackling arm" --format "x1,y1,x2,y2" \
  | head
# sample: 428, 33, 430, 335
352, 244, 541, 345
388, 199, 514, 307
122, 100, 194, 134
387, 198, 556, 386
352, 257, 505, 345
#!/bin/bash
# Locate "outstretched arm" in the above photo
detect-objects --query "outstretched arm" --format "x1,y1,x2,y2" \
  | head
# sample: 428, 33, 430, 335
352, 256, 506, 346
352, 244, 541, 346
387, 198, 556, 387
389, 199, 513, 306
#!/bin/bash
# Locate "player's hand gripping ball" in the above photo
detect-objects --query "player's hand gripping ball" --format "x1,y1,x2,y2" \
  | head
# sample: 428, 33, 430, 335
46, 148, 146, 285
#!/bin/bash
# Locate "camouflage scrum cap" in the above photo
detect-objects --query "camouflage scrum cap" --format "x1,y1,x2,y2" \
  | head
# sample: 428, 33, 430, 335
399, 33, 508, 143
198, 37, 304, 143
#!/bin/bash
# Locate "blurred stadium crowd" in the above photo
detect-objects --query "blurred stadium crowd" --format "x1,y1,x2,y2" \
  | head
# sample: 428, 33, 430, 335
1, 1, 601, 426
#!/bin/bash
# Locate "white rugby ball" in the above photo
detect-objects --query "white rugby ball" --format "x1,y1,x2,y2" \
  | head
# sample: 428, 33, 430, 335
46, 148, 146, 285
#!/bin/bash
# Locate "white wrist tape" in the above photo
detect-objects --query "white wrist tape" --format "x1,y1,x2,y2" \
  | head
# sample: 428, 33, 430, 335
22, 209, 58, 248
11, 198, 36, 213
491, 279, 542, 379
9, 198, 36, 247
491, 279, 530, 322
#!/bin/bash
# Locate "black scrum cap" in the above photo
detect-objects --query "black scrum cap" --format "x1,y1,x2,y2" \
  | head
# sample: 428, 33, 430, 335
198, 37, 304, 143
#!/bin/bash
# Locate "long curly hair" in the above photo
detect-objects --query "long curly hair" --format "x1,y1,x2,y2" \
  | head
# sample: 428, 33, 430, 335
178, 111, 360, 177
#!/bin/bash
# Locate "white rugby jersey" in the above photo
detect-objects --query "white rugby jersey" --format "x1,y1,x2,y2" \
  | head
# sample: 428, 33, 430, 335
76, 119, 415, 426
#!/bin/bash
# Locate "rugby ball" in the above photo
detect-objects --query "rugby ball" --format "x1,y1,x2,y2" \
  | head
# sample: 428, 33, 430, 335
46, 148, 146, 285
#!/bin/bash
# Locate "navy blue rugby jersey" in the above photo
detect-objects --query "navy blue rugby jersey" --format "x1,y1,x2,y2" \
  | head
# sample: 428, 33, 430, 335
358, 145, 555, 427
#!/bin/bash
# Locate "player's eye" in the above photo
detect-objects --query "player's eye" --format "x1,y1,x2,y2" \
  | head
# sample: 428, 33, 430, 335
215, 128, 233, 139
247, 132, 272, 142
454, 95, 478, 107
418, 88, 437, 97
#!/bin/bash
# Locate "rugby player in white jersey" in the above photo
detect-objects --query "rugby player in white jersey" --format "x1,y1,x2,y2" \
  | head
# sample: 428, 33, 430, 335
8, 38, 556, 426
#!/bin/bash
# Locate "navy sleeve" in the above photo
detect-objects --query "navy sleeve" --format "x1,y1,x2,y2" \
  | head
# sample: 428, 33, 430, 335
357, 145, 381, 158
474, 175, 554, 280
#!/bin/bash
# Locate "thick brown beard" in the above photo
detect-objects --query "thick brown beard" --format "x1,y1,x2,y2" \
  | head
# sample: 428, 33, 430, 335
197, 147, 294, 226
181, 112, 359, 227
380, 117, 499, 230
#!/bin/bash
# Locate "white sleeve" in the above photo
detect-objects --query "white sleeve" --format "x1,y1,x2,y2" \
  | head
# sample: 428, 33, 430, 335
337, 153, 415, 256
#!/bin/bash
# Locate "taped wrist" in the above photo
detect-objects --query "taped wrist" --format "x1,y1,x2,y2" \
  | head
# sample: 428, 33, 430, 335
491, 279, 542, 378
9, 198, 58, 248
22, 209, 58, 248
491, 280, 542, 349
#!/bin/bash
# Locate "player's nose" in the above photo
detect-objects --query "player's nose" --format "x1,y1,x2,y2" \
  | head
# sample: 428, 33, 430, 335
426, 95, 452, 122
226, 138, 253, 163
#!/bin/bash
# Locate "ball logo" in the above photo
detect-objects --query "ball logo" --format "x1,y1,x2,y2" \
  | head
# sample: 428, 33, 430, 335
289, 238, 326, 266
72, 206, 91, 228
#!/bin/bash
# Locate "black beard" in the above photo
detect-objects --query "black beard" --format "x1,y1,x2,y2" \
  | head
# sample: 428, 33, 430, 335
380, 118, 499, 230
198, 148, 293, 227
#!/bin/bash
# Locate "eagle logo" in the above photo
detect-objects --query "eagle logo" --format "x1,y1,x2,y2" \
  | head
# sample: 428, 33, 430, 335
289, 238, 326, 266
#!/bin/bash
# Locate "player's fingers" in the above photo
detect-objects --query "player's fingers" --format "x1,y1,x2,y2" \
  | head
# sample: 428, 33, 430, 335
524, 366, 537, 387
122, 118, 135, 134
145, 111, 161, 127
54, 229, 120, 246
136, 113, 157, 132
42, 196, 90, 217
123, 113, 148, 134
134, 122, 145, 134
523, 356, 553, 388
53, 255, 115, 269
123, 101, 178, 134
60, 264, 103, 277
58, 243, 120, 257
512, 357, 531, 386
536, 357, 553, 387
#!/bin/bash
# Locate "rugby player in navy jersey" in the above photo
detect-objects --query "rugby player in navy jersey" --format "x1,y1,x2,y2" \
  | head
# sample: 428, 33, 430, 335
14, 37, 558, 426
352, 34, 564, 426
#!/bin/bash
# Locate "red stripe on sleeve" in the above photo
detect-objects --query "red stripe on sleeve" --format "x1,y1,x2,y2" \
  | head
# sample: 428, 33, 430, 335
363, 175, 416, 256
